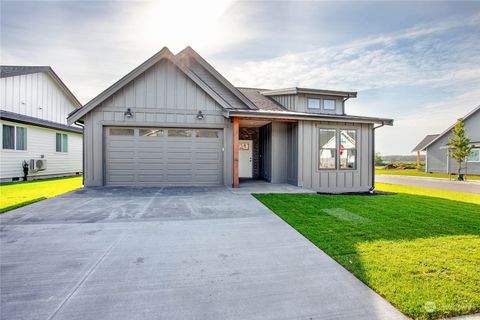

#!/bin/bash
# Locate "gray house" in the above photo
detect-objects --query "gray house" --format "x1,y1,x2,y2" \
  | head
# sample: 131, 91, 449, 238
417, 105, 480, 175
67, 47, 393, 192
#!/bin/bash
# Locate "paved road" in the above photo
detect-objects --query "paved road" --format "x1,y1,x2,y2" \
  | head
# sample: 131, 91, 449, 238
0, 187, 405, 320
376, 175, 480, 194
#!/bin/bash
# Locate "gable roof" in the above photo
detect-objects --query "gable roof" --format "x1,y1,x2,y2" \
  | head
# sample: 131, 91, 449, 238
68, 47, 254, 124
411, 134, 439, 152
0, 65, 82, 109
236, 87, 287, 112
421, 104, 480, 150
177, 47, 258, 110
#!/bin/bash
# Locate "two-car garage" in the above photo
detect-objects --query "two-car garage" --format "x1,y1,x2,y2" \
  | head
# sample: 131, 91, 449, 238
105, 127, 224, 186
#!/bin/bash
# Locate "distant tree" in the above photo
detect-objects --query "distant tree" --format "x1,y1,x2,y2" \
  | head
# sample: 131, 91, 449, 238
374, 153, 383, 166
448, 119, 472, 180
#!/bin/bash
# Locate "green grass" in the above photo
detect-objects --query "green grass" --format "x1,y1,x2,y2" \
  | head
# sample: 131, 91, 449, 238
376, 168, 480, 180
254, 187, 480, 319
0, 176, 82, 213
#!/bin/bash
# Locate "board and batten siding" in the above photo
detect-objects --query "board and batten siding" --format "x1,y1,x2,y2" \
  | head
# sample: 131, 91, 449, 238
82, 59, 231, 187
271, 94, 344, 115
0, 72, 77, 125
297, 120, 373, 193
426, 109, 480, 175
0, 120, 82, 180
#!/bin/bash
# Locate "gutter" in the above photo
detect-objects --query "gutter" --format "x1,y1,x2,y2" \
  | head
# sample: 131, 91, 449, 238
370, 122, 386, 193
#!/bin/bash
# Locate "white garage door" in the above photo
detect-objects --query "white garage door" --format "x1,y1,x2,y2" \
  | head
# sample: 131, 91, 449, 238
105, 127, 223, 186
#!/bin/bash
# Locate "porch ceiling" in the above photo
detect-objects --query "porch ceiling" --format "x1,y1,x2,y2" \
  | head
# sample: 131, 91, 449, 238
238, 119, 271, 128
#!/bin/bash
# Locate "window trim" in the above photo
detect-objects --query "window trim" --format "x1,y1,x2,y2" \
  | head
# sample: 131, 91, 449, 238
467, 148, 480, 162
339, 129, 357, 170
307, 97, 321, 109
2, 124, 27, 151
318, 128, 337, 170
55, 132, 69, 153
323, 99, 337, 111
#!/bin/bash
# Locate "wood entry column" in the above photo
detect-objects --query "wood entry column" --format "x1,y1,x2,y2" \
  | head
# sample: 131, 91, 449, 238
233, 117, 239, 188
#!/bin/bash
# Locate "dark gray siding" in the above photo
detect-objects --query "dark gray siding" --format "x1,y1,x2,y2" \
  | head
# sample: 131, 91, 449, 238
298, 120, 373, 193
287, 123, 298, 185
83, 59, 230, 187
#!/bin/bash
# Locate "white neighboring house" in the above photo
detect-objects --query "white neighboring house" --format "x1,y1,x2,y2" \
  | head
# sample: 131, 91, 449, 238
0, 66, 83, 182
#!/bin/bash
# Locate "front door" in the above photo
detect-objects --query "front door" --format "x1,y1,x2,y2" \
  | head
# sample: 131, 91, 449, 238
239, 140, 253, 178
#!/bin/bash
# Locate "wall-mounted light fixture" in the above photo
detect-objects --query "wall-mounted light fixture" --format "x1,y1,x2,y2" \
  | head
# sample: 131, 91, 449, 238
124, 108, 133, 118
196, 110, 204, 120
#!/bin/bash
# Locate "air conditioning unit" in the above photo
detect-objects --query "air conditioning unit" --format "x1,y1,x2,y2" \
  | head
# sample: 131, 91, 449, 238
30, 159, 47, 171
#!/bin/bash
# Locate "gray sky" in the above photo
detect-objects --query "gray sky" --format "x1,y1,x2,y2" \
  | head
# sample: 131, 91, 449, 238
2, 0, 479, 155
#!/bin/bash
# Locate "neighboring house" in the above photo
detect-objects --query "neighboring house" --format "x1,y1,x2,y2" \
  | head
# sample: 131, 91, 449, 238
416, 105, 480, 175
0, 66, 83, 182
411, 134, 439, 167
68, 47, 393, 193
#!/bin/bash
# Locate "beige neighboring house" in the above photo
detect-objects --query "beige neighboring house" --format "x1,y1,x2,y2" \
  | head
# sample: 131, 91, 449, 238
0, 66, 83, 182
68, 46, 393, 193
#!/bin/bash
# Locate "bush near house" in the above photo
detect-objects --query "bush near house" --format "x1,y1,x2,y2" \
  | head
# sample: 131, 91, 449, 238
0, 176, 82, 213
254, 184, 480, 319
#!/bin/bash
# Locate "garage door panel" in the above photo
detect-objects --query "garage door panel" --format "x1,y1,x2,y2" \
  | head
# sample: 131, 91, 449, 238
106, 127, 223, 186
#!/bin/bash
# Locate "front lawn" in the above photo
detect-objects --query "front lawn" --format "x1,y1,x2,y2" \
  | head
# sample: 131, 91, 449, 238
254, 187, 480, 319
0, 176, 82, 213
376, 168, 480, 180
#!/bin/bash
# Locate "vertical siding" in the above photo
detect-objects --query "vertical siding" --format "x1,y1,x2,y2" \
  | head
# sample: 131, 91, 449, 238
0, 72, 77, 125
426, 109, 480, 175
271, 94, 344, 115
259, 124, 272, 181
286, 122, 298, 185
271, 122, 289, 183
82, 59, 230, 187
0, 120, 82, 179
299, 121, 373, 193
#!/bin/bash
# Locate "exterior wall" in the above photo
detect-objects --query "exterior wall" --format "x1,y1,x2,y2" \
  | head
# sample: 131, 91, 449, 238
286, 123, 298, 185
0, 119, 82, 180
426, 110, 480, 175
298, 120, 373, 193
271, 122, 289, 183
82, 59, 230, 187
0, 72, 77, 125
271, 94, 344, 115
259, 124, 272, 181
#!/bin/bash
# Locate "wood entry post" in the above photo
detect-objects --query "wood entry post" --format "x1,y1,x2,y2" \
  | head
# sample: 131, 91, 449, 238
416, 150, 421, 168
233, 117, 239, 188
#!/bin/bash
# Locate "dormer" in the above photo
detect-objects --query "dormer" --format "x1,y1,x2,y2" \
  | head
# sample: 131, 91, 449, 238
260, 87, 357, 115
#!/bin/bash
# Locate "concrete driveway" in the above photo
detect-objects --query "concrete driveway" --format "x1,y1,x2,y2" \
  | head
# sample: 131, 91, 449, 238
1, 187, 405, 320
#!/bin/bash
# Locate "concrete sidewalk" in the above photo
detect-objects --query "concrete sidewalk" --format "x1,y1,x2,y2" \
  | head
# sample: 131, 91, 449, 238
376, 175, 480, 194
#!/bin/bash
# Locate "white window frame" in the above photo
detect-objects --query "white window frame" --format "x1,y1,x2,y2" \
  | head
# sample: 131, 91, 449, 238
318, 128, 337, 170
307, 98, 321, 109
323, 99, 336, 111
56, 133, 68, 153
2, 124, 27, 151
339, 129, 357, 170
467, 148, 480, 162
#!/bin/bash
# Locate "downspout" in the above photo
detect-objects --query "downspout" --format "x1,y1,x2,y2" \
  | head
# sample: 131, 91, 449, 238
75, 121, 85, 186
369, 122, 385, 194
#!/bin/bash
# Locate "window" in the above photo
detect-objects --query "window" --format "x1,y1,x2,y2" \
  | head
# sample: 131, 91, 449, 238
323, 99, 336, 110
468, 148, 480, 162
110, 128, 134, 136
319, 129, 336, 169
56, 133, 68, 152
2, 125, 26, 150
140, 128, 164, 137
196, 130, 218, 138
307, 98, 321, 109
340, 129, 357, 169
168, 129, 192, 137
